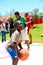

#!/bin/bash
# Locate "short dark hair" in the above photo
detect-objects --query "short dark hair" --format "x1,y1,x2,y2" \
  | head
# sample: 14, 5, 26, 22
25, 13, 28, 16
15, 12, 20, 15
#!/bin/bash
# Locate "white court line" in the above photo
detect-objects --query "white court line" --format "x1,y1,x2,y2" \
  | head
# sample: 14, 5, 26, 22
0, 41, 43, 65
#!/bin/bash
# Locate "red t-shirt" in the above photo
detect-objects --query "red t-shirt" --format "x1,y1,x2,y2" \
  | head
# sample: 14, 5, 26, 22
26, 16, 32, 29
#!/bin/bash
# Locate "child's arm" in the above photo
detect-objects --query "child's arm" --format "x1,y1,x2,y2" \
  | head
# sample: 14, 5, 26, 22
25, 21, 31, 24
6, 42, 19, 55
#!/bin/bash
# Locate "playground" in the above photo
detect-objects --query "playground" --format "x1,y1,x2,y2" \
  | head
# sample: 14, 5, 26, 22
0, 41, 43, 65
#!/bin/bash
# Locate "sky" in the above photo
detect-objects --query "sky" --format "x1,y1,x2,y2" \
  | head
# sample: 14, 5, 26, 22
0, 0, 43, 15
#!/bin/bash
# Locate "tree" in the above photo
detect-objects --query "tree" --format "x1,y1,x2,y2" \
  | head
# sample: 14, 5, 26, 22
39, 12, 43, 18
33, 8, 39, 20
9, 8, 15, 19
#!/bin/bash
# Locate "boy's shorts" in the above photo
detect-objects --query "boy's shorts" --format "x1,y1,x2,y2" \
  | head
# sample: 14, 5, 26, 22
7, 48, 18, 60
21, 27, 29, 41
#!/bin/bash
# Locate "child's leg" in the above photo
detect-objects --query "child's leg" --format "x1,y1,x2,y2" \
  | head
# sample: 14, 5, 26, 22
1, 31, 4, 42
3, 31, 6, 41
7, 47, 18, 65
29, 34, 32, 44
18, 43, 23, 49
25, 40, 29, 49
13, 58, 18, 65
28, 28, 32, 44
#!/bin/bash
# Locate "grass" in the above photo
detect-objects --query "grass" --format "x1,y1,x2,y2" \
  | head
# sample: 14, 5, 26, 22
0, 24, 43, 43
32, 24, 43, 43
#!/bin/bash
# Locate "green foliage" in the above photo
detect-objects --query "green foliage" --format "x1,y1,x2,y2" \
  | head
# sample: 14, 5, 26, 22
32, 24, 43, 43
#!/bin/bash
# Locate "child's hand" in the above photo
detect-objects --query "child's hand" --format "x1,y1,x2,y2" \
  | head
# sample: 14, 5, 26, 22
18, 51, 22, 58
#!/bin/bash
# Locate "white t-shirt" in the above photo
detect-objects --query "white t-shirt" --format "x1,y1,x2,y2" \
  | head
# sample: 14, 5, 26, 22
6, 28, 29, 47
8, 30, 22, 45
1, 23, 6, 31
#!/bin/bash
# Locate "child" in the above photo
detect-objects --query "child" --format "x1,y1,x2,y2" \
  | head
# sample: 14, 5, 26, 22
6, 21, 24, 65
14, 12, 29, 49
14, 20, 29, 49
25, 13, 32, 44
6, 21, 29, 65
1, 22, 6, 42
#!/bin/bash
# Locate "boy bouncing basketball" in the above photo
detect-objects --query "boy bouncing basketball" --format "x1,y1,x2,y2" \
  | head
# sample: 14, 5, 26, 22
6, 21, 29, 65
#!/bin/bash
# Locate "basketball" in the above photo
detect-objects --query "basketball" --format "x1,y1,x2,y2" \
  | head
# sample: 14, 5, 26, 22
18, 49, 29, 61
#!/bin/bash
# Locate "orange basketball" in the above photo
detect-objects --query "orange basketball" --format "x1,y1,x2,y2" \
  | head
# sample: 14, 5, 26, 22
18, 49, 29, 61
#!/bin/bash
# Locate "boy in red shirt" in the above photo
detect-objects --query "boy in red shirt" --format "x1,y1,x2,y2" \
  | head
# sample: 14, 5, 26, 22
25, 13, 32, 44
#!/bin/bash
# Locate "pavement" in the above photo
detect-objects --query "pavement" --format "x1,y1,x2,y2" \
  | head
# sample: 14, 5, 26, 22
0, 41, 43, 65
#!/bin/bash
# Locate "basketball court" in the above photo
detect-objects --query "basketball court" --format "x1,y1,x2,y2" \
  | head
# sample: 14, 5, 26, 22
0, 41, 43, 65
